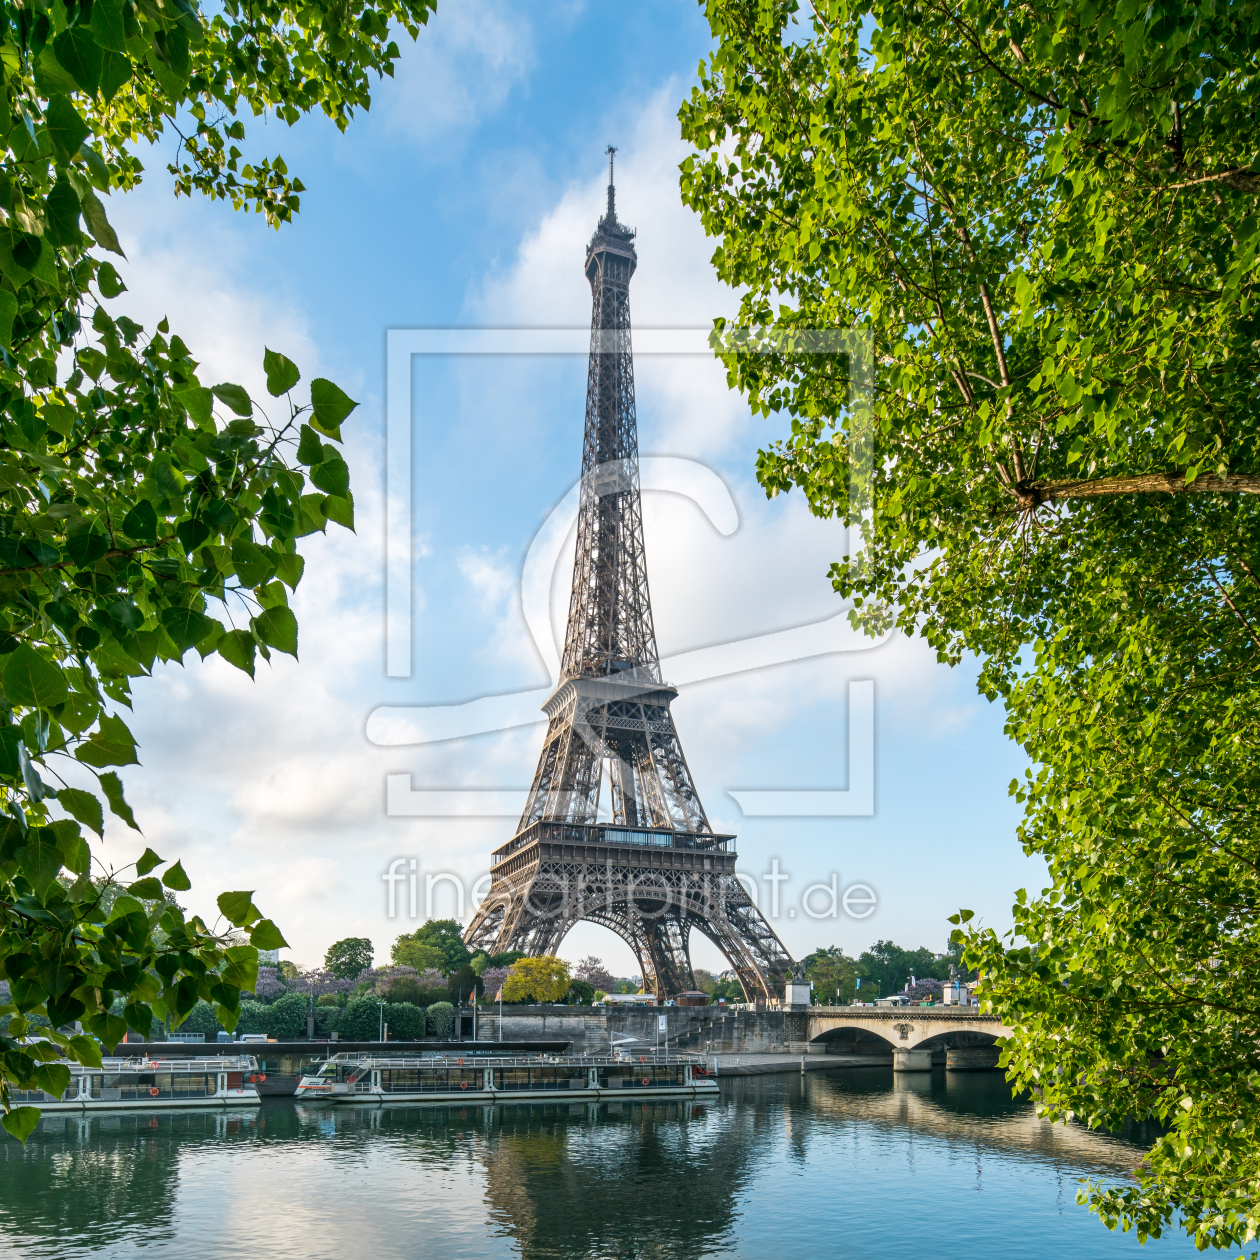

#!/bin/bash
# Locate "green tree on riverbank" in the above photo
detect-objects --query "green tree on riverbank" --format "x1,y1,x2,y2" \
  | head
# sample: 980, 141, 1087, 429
681, 0, 1260, 1247
0, 0, 438, 1142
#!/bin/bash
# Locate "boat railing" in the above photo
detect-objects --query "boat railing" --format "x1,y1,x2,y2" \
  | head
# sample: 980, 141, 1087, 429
322, 1053, 699, 1071
75, 1056, 260, 1072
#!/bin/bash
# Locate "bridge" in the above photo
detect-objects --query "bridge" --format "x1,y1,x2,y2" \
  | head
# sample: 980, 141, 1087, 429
804, 1007, 1012, 1070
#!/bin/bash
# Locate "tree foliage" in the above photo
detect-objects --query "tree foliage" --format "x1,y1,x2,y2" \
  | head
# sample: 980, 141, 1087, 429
0, 0, 436, 1143
573, 954, 616, 993
501, 956, 570, 1004
324, 937, 373, 980
262, 990, 305, 1039
390, 933, 444, 973
680, 0, 1260, 1249
381, 999, 422, 1040
424, 999, 452, 1038
394, 918, 472, 975
338, 994, 382, 1041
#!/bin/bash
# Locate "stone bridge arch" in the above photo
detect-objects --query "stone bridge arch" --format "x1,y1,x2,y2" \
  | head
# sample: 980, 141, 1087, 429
805, 1008, 1009, 1071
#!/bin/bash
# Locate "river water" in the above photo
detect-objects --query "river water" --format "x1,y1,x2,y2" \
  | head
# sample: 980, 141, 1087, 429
0, 1068, 1233, 1259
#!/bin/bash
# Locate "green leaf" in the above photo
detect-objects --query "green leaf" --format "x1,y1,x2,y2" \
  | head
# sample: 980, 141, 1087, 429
44, 178, 82, 247
274, 552, 304, 590
230, 538, 275, 588
176, 386, 214, 428
4, 644, 69, 708
34, 1061, 72, 1099
136, 845, 163, 875
99, 770, 140, 831
296, 424, 324, 465
46, 992, 86, 1027
36, 47, 80, 96
16, 828, 66, 896
297, 494, 329, 537
89, 0, 128, 53
253, 606, 298, 658
127, 876, 164, 899
97, 260, 127, 298
75, 713, 139, 768
162, 859, 191, 891
121, 499, 158, 543
57, 787, 105, 837
264, 348, 300, 396
1, 1108, 41, 1144
176, 519, 211, 553
45, 95, 90, 165
249, 918, 289, 950
53, 28, 103, 93
65, 526, 108, 566
10, 976, 47, 1013
212, 383, 253, 417
309, 378, 358, 441
159, 606, 214, 654
194, 619, 223, 660
99, 50, 133, 104
217, 890, 260, 927
0, 290, 17, 350
53, 819, 90, 875
78, 187, 125, 257
309, 454, 350, 496
216, 628, 256, 678
85, 1011, 128, 1053
67, 1035, 103, 1069
122, 1000, 153, 1035
322, 494, 355, 531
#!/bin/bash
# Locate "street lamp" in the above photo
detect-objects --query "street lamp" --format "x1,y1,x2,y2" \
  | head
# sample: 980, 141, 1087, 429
378, 1000, 386, 1042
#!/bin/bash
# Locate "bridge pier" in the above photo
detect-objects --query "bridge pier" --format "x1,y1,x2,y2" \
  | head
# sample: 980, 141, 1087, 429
892, 1049, 932, 1072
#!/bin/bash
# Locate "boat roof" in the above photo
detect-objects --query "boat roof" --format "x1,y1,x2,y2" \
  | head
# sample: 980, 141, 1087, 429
70, 1055, 260, 1071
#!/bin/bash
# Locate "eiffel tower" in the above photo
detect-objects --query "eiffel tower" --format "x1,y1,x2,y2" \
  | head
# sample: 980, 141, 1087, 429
464, 151, 794, 1000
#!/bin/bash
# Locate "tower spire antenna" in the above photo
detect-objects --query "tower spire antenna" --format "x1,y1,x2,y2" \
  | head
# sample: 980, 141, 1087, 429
605, 144, 617, 221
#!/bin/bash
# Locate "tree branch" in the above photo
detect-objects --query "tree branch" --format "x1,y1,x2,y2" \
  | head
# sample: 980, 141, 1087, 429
1164, 168, 1260, 195
1022, 472, 1260, 506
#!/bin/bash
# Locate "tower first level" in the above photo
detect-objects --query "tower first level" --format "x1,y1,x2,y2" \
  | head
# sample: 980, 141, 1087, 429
465, 819, 791, 1003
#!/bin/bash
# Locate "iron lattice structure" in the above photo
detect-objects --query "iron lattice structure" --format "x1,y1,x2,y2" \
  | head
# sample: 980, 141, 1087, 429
464, 154, 794, 1000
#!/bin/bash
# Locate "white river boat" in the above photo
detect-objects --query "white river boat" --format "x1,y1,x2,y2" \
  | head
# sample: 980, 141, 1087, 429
295, 1052, 718, 1105
10, 1055, 265, 1112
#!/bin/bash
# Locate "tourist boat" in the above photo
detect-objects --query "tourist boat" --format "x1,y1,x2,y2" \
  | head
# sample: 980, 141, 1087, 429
295, 1053, 718, 1105
9, 1055, 265, 1112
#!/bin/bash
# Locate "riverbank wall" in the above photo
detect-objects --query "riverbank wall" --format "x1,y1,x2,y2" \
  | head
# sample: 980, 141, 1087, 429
474, 1006, 815, 1055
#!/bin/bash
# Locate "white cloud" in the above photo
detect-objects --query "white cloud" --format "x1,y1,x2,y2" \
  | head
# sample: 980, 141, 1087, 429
383, 1, 535, 149
457, 547, 515, 609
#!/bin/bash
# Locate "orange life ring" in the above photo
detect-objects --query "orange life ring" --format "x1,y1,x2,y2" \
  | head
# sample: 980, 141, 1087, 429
639, 1056, 647, 1063
460, 1082, 468, 1090
148, 1062, 159, 1069
641, 1077, 649, 1086
149, 1087, 159, 1097
456, 1058, 464, 1066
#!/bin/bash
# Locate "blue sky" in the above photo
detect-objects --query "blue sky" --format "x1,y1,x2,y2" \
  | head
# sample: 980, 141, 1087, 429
92, 1, 1039, 978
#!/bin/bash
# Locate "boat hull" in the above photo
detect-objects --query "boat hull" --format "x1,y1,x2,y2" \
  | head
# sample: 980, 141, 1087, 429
25, 1091, 262, 1113
330, 1082, 720, 1106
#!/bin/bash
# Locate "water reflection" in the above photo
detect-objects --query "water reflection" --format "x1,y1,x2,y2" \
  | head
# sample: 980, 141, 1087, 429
0, 1072, 1212, 1260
